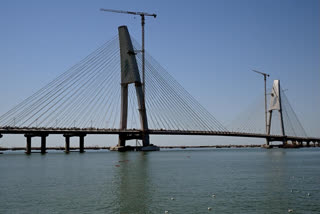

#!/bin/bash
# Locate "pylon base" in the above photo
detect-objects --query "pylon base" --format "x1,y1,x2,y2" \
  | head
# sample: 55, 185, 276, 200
110, 145, 160, 152
110, 146, 135, 152
136, 144, 160, 151
261, 144, 273, 149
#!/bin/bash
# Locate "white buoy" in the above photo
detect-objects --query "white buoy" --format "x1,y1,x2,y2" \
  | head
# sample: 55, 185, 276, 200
290, 189, 293, 193
208, 207, 212, 211
307, 193, 311, 196
165, 211, 169, 214
288, 209, 293, 212
171, 197, 175, 200
212, 194, 216, 198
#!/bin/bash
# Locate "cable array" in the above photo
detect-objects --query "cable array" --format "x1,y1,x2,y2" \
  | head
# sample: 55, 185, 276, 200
0, 36, 121, 129
226, 95, 265, 134
267, 88, 308, 137
132, 40, 227, 131
280, 90, 307, 137
227, 85, 308, 137
0, 35, 227, 132
0, 33, 307, 137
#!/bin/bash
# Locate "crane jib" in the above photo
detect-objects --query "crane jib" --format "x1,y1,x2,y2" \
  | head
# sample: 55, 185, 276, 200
100, 8, 156, 18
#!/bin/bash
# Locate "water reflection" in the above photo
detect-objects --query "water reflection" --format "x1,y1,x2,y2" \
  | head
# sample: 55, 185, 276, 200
113, 152, 152, 214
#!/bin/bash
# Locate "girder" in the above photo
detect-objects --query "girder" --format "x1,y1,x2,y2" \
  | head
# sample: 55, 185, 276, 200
0, 127, 318, 143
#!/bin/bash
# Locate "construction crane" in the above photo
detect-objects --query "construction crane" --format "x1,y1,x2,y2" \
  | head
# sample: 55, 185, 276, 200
252, 69, 270, 135
100, 8, 157, 102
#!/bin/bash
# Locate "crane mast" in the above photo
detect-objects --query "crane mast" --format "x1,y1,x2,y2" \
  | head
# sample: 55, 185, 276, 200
252, 69, 270, 135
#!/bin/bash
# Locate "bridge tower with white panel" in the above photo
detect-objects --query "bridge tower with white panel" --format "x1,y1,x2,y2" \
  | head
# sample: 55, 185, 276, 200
266, 80, 286, 145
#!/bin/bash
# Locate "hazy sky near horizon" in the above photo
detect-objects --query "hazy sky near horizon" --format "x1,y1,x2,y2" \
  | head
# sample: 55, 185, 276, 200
0, 0, 319, 146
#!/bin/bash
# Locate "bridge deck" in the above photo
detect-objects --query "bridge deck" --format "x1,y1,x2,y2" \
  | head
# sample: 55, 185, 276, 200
0, 127, 319, 143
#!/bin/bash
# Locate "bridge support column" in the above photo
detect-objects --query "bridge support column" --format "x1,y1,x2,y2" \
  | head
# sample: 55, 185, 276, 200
64, 135, 70, 153
297, 141, 302, 147
63, 134, 86, 153
0, 134, 2, 138
119, 84, 128, 148
306, 141, 310, 147
263, 137, 272, 148
25, 135, 32, 154
40, 135, 47, 154
79, 135, 85, 153
266, 110, 273, 146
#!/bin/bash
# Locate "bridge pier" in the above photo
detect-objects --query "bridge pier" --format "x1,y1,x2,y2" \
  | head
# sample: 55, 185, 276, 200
24, 134, 48, 154
63, 134, 86, 153
79, 135, 85, 153
306, 141, 310, 147
40, 135, 47, 154
290, 140, 302, 147
64, 135, 70, 153
282, 137, 287, 146
0, 134, 2, 138
262, 139, 272, 148
265, 138, 270, 146
25, 135, 32, 154
297, 141, 302, 147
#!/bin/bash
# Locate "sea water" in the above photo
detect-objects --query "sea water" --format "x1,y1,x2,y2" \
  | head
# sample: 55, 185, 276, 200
0, 148, 319, 213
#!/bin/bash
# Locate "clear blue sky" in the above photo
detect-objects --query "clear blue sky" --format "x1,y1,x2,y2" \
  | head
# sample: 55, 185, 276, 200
0, 0, 319, 146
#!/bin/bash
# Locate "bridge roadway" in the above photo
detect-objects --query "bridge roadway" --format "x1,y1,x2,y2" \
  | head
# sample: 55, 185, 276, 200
0, 127, 319, 143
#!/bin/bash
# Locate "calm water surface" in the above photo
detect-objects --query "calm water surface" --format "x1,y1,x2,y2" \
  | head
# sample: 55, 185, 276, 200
0, 148, 319, 213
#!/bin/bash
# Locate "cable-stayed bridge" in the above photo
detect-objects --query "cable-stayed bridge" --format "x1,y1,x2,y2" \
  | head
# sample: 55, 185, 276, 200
0, 26, 319, 153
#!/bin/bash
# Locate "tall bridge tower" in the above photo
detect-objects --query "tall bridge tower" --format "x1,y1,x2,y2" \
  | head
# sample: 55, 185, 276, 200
117, 26, 150, 149
266, 80, 286, 145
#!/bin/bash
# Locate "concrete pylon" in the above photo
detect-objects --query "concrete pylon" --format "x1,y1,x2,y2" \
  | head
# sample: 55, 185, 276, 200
117, 26, 150, 148
266, 80, 286, 145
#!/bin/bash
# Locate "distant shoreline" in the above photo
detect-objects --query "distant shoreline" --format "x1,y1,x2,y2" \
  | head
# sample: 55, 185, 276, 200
1, 144, 319, 151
